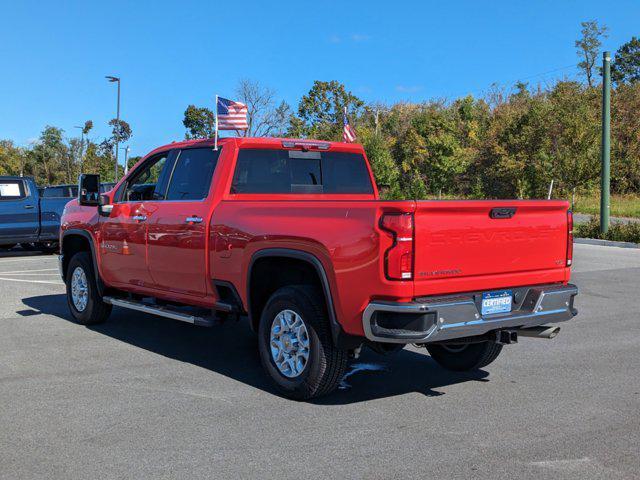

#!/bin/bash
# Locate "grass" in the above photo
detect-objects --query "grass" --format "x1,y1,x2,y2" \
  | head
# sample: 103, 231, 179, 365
572, 194, 640, 218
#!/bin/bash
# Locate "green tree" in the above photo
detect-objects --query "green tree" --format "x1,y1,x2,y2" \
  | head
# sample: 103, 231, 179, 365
547, 82, 601, 203
359, 128, 401, 199
611, 37, 640, 84
32, 126, 68, 184
108, 119, 132, 145
0, 140, 27, 176
575, 20, 608, 87
297, 80, 364, 139
183, 105, 215, 139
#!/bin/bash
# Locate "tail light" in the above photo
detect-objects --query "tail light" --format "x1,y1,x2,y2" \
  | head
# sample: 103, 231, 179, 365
380, 213, 414, 280
567, 210, 573, 266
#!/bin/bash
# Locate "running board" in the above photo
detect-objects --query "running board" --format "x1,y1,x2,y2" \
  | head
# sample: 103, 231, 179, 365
103, 296, 220, 327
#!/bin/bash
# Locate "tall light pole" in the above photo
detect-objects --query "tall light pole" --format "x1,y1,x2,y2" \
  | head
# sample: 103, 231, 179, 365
600, 52, 611, 234
105, 75, 121, 182
74, 125, 85, 175
121, 145, 130, 175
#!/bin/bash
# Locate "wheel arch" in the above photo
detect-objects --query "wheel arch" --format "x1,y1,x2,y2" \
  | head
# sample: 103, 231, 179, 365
247, 248, 345, 345
61, 229, 104, 295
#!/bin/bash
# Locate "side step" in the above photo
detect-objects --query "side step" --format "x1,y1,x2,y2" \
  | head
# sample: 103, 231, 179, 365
103, 296, 226, 327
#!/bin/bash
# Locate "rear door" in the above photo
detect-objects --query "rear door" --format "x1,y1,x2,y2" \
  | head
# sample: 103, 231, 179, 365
0, 179, 39, 242
99, 151, 174, 288
146, 147, 220, 296
412, 200, 570, 296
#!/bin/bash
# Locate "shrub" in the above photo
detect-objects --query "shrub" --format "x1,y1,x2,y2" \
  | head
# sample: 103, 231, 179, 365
575, 216, 640, 243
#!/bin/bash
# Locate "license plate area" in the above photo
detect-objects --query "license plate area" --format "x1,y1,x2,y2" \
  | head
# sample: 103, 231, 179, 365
481, 290, 513, 316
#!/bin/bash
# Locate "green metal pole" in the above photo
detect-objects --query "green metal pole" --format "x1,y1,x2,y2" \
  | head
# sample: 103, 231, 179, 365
600, 51, 611, 234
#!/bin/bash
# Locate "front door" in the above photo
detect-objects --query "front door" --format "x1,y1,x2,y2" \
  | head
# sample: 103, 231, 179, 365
99, 151, 174, 289
146, 147, 220, 297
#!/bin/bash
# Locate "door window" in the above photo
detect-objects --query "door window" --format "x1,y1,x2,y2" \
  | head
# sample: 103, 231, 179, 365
165, 148, 219, 201
119, 152, 171, 202
0, 181, 26, 200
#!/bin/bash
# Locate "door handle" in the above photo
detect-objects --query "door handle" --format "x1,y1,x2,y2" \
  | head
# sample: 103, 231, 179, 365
24, 204, 35, 209
132, 215, 147, 222
185, 216, 203, 224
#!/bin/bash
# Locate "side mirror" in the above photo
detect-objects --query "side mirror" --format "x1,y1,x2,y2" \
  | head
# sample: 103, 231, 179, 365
78, 174, 100, 206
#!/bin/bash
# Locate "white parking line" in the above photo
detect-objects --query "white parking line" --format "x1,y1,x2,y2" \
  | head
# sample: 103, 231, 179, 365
0, 272, 60, 276
0, 257, 58, 264
0, 277, 64, 285
0, 268, 58, 274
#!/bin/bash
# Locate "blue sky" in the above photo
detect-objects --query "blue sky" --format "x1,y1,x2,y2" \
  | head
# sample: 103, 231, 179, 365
1, 0, 638, 157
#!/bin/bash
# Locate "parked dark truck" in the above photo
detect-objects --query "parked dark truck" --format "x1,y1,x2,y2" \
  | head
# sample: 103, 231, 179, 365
0, 176, 68, 252
59, 138, 578, 399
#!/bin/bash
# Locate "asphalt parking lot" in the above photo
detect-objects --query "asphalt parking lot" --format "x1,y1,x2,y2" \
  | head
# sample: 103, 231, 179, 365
1, 244, 639, 479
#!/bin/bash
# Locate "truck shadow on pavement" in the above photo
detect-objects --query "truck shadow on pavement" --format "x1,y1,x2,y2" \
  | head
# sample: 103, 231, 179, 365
22, 294, 491, 404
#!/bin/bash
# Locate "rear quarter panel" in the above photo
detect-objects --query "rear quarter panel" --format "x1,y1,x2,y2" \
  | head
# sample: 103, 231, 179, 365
210, 199, 416, 336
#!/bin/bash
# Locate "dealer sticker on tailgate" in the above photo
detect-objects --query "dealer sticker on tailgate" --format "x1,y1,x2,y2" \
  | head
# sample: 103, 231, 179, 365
481, 290, 513, 316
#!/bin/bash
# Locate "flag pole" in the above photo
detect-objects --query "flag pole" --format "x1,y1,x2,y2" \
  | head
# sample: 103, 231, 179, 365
214, 94, 219, 151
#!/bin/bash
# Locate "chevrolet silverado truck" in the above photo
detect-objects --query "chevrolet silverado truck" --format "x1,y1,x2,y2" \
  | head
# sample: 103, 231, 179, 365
59, 137, 578, 399
0, 176, 68, 253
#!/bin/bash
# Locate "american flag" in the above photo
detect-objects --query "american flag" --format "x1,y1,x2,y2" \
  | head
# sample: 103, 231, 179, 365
217, 97, 249, 130
343, 108, 356, 143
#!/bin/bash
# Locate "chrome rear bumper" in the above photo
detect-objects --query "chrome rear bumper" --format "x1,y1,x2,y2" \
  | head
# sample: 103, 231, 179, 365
362, 283, 578, 344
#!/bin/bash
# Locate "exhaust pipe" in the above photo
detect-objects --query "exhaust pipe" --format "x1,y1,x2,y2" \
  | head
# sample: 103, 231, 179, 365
518, 325, 561, 339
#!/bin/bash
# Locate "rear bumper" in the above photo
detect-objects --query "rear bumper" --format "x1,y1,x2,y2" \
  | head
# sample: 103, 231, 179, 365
362, 283, 578, 344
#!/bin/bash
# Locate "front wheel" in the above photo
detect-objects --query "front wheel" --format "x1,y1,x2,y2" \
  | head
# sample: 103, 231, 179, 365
258, 285, 348, 400
426, 341, 503, 372
65, 252, 111, 325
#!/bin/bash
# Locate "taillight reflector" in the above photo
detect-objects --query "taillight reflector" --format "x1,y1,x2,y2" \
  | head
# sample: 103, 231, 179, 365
380, 213, 414, 280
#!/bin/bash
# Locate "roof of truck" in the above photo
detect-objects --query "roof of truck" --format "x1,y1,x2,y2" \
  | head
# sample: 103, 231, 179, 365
146, 137, 364, 158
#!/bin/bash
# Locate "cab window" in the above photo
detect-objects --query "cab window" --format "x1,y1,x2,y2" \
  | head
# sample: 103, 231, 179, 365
165, 148, 219, 201
0, 180, 26, 200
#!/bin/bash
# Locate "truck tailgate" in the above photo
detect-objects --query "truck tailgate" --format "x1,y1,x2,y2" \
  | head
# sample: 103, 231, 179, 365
412, 200, 570, 296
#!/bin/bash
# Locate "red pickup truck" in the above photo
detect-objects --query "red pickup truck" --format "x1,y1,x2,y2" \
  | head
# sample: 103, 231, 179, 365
60, 137, 578, 399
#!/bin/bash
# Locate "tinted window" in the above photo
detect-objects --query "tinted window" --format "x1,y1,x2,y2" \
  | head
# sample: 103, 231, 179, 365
0, 180, 26, 200
42, 186, 71, 198
165, 148, 219, 200
231, 149, 374, 194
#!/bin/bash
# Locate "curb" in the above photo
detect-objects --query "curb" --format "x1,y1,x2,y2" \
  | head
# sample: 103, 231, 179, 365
575, 238, 639, 249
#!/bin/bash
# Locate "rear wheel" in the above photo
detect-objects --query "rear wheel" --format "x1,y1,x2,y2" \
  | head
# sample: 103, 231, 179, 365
258, 285, 348, 400
65, 251, 111, 325
426, 341, 503, 372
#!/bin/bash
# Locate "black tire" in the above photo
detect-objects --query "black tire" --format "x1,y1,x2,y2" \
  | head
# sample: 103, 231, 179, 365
65, 251, 111, 325
0, 244, 16, 250
35, 241, 59, 254
258, 285, 348, 400
20, 243, 37, 251
426, 341, 503, 372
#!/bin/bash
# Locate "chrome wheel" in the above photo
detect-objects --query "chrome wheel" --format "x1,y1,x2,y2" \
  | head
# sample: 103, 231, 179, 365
70, 266, 89, 312
270, 309, 310, 378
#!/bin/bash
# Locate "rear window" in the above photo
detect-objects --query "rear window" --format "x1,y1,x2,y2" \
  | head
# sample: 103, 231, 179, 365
231, 149, 373, 194
0, 180, 26, 200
